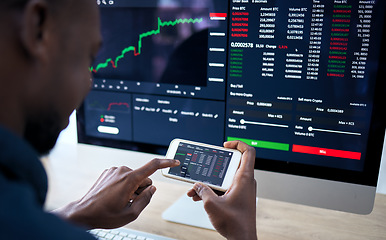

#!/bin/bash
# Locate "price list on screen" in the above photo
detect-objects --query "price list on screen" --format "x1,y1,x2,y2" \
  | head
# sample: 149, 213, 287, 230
226, 0, 386, 171
227, 0, 381, 81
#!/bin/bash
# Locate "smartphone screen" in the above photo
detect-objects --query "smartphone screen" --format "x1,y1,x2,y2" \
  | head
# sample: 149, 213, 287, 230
168, 141, 234, 187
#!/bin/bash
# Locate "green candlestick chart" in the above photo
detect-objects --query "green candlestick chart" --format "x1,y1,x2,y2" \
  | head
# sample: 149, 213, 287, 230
90, 17, 204, 73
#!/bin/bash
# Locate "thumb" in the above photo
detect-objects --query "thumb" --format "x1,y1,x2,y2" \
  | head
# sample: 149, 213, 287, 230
193, 183, 218, 203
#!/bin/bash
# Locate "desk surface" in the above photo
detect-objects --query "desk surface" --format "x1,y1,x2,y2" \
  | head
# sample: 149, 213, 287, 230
45, 143, 386, 240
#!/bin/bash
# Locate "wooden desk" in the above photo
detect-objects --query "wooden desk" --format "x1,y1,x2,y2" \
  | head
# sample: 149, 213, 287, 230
44, 143, 386, 240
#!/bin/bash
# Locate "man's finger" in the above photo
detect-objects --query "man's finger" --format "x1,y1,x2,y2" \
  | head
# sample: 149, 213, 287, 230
135, 177, 153, 195
224, 141, 255, 173
133, 158, 180, 180
187, 188, 197, 198
193, 183, 217, 203
127, 185, 157, 220
224, 140, 249, 153
187, 188, 203, 201
138, 178, 152, 188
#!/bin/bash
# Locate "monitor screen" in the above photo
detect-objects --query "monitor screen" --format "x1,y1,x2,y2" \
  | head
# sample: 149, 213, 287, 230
78, 0, 386, 190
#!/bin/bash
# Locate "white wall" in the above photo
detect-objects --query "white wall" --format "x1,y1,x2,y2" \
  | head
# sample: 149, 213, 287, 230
57, 111, 386, 195
57, 111, 78, 145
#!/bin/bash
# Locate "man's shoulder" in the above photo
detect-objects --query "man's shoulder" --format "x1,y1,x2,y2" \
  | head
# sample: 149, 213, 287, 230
0, 177, 95, 239
0, 125, 48, 204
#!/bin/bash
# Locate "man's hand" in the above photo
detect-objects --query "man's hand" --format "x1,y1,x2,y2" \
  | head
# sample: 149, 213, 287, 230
187, 141, 258, 240
53, 158, 180, 229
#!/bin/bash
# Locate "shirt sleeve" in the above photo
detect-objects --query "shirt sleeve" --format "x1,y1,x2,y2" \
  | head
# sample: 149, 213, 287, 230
0, 180, 96, 240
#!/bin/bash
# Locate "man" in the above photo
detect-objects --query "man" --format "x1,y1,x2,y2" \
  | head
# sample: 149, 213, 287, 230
0, 0, 258, 239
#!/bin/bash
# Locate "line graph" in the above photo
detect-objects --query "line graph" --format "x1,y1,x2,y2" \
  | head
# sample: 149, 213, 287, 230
88, 100, 129, 112
107, 102, 130, 111
90, 17, 204, 73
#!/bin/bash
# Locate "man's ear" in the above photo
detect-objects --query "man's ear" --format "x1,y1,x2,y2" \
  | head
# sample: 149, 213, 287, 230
20, 0, 52, 61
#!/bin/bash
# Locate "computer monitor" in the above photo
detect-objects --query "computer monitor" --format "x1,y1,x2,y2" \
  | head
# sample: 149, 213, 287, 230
78, 0, 386, 218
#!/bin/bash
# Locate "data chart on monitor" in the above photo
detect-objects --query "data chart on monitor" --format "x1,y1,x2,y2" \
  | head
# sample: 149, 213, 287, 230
85, 0, 229, 147
82, 0, 386, 173
226, 0, 385, 171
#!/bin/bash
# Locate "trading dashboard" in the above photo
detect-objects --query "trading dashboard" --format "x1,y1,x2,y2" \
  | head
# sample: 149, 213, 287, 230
168, 142, 234, 187
79, 0, 386, 184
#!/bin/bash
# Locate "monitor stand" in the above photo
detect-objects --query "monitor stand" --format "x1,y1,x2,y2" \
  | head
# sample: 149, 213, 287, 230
162, 194, 215, 230
162, 194, 259, 230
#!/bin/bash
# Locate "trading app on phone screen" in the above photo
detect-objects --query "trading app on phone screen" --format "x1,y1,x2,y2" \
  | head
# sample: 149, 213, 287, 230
168, 142, 234, 186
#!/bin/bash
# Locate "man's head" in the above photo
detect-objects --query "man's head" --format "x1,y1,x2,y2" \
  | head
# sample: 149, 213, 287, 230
0, 0, 102, 155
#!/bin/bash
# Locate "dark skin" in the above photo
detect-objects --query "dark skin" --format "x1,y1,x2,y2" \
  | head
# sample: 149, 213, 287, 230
0, 0, 258, 239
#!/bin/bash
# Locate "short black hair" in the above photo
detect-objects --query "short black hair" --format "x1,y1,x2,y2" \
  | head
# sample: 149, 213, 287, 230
0, 0, 60, 10
0, 0, 29, 8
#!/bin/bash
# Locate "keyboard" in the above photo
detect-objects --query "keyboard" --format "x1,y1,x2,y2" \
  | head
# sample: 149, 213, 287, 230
89, 227, 176, 240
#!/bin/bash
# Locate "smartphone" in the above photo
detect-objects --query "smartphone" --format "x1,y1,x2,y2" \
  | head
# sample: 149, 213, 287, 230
161, 139, 242, 191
